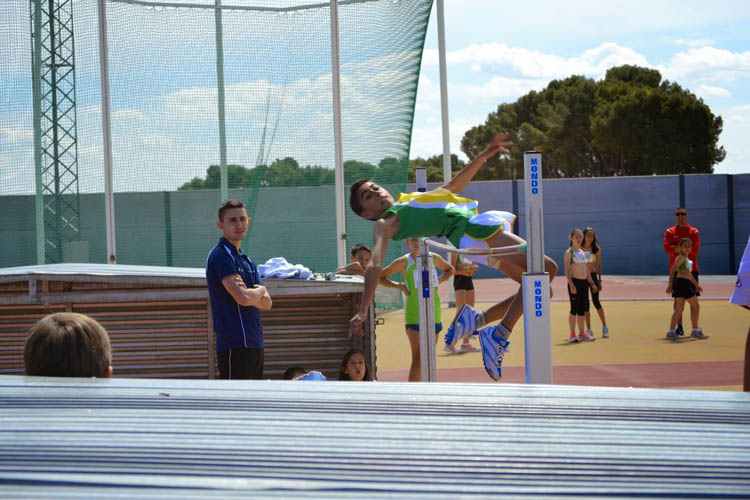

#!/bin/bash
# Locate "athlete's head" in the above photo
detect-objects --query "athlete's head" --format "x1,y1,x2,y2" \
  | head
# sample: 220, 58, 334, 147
349, 180, 395, 221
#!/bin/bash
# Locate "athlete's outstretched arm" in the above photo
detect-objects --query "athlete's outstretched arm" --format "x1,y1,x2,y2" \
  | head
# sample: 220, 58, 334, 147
441, 132, 512, 194
349, 220, 391, 334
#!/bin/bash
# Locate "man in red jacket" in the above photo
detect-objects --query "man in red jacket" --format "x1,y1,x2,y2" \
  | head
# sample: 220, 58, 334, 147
663, 207, 700, 337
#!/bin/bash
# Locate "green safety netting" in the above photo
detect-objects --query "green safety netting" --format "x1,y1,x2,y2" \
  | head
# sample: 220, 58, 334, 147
1, 0, 434, 308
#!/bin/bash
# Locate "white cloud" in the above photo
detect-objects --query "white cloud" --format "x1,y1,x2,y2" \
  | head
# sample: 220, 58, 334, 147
0, 126, 33, 146
415, 102, 437, 113
714, 114, 750, 174
695, 84, 731, 98
411, 115, 485, 161
451, 76, 547, 105
674, 38, 716, 47
660, 47, 750, 83
112, 109, 150, 123
415, 73, 441, 103
726, 106, 750, 124
675, 38, 716, 47
424, 42, 648, 80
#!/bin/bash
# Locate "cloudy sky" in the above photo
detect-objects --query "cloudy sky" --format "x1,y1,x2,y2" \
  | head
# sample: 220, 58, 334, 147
411, 0, 750, 175
2, 0, 747, 197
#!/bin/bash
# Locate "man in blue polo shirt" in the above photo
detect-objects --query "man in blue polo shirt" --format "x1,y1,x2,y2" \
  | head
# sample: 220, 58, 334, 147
206, 199, 272, 379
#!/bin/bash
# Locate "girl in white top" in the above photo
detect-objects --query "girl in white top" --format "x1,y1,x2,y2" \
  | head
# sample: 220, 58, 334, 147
565, 228, 597, 342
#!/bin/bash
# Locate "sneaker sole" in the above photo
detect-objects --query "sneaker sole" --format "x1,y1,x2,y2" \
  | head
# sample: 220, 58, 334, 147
478, 327, 505, 381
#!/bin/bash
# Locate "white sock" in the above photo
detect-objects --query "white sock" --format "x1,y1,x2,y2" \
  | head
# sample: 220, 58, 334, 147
476, 311, 487, 329
494, 322, 511, 340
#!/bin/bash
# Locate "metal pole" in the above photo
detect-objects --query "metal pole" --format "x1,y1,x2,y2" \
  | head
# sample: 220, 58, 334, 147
31, 0, 45, 264
417, 238, 437, 381
436, 0, 451, 182
215, 0, 228, 203
521, 151, 552, 383
330, 0, 347, 268
436, 0, 456, 306
415, 168, 427, 192
97, 0, 117, 263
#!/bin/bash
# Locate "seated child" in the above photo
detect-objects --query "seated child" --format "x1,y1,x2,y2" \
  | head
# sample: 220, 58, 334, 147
284, 366, 327, 381
335, 243, 372, 276
283, 366, 307, 380
338, 348, 372, 381
24, 312, 113, 378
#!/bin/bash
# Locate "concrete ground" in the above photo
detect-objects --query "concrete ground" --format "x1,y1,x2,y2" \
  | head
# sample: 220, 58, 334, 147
373, 275, 748, 391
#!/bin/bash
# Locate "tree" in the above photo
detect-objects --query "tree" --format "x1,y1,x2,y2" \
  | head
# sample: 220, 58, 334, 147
179, 164, 253, 190
591, 68, 725, 175
460, 65, 725, 178
178, 157, 408, 190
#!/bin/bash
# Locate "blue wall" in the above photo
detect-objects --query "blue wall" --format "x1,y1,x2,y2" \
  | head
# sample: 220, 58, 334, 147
1, 173, 747, 276
409, 173, 749, 277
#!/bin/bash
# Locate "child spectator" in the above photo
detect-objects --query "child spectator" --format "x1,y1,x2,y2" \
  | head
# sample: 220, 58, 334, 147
283, 366, 307, 380
335, 243, 373, 276
338, 348, 372, 381
664, 207, 700, 337
380, 238, 454, 381
666, 238, 708, 340
565, 228, 597, 342
582, 227, 609, 338
24, 312, 113, 378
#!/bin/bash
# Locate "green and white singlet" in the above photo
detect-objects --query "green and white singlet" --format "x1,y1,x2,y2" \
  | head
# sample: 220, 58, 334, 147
381, 189, 507, 248
403, 253, 442, 325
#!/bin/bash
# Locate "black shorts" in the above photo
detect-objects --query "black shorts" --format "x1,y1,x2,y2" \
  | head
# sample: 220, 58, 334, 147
453, 274, 474, 291
672, 277, 697, 300
217, 347, 264, 379
568, 278, 590, 315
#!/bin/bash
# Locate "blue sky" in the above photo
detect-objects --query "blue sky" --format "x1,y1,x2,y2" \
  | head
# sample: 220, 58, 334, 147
1, 0, 747, 197
412, 0, 750, 175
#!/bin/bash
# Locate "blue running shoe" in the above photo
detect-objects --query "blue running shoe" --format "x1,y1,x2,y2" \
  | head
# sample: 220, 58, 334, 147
444, 323, 459, 348
478, 325, 510, 381
448, 304, 480, 346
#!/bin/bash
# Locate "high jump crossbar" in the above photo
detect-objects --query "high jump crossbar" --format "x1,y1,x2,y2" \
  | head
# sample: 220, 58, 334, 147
416, 151, 553, 383
421, 240, 520, 257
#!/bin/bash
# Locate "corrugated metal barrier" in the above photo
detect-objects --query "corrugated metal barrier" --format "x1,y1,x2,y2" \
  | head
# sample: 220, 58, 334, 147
1, 376, 749, 498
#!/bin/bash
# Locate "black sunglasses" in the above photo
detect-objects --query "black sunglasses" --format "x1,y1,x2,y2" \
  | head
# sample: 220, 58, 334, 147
675, 212, 687, 216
